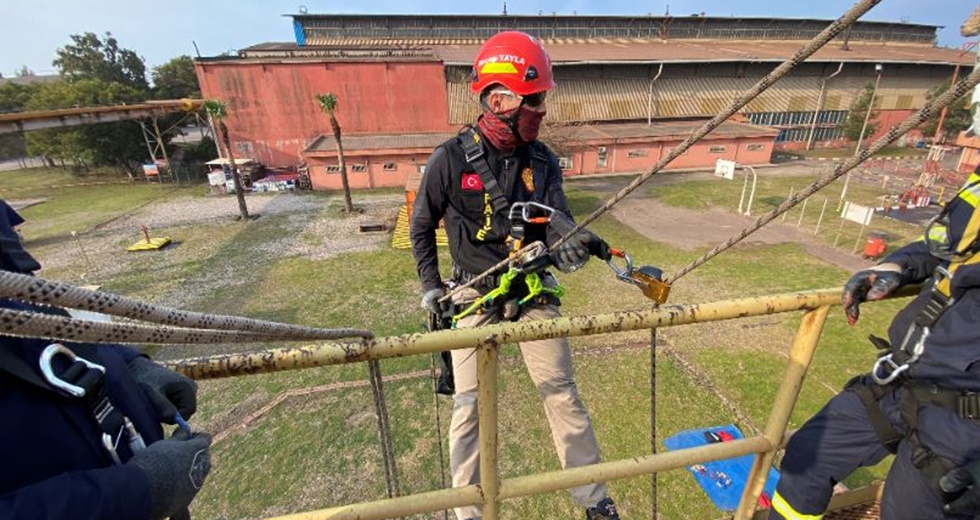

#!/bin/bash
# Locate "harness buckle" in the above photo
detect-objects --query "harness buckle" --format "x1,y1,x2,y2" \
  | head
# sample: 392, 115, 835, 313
38, 343, 105, 398
871, 353, 911, 385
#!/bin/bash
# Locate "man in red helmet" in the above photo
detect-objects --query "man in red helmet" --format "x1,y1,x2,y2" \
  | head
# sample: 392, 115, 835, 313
410, 31, 619, 520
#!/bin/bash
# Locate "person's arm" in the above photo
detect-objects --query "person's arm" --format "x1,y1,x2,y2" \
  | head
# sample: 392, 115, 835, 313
880, 240, 943, 285
841, 240, 941, 325
0, 465, 152, 520
410, 147, 450, 292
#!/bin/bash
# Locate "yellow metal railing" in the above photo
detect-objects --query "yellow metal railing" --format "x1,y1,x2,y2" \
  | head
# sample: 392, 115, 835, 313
169, 286, 917, 520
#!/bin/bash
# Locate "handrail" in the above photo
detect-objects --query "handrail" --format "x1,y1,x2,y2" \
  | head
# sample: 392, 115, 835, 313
169, 286, 918, 520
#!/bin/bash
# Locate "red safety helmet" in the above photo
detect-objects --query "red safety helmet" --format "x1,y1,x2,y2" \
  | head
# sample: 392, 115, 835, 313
470, 31, 555, 96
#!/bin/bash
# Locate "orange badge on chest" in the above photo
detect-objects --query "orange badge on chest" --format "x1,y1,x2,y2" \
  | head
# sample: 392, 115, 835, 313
521, 167, 535, 193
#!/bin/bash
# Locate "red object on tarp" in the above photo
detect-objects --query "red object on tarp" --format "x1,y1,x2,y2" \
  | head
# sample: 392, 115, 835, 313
864, 234, 887, 260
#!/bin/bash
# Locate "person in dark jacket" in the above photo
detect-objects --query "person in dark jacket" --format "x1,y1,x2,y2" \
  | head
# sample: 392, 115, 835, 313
409, 31, 618, 520
0, 199, 211, 520
770, 172, 980, 520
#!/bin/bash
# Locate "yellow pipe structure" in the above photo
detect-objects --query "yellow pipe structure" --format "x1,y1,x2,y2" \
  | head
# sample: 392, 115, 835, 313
196, 287, 916, 520
478, 343, 501, 519
168, 287, 914, 379
734, 306, 831, 519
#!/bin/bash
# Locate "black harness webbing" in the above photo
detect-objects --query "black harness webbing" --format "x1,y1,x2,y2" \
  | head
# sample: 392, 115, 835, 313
458, 128, 510, 213
0, 342, 130, 461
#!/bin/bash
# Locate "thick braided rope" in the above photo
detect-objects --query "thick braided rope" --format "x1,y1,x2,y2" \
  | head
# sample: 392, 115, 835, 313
0, 271, 373, 343
550, 0, 885, 250
667, 65, 980, 284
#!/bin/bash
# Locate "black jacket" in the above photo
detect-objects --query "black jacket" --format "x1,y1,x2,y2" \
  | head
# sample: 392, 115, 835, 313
410, 131, 570, 292
882, 241, 980, 390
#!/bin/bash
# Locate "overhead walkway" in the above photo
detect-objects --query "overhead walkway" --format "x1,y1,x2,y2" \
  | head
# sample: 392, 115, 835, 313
0, 99, 203, 134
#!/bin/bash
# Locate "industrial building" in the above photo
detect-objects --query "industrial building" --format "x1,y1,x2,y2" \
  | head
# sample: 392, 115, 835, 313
193, 13, 971, 191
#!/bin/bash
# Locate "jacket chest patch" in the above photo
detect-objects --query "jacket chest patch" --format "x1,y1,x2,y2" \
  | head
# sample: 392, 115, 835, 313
521, 167, 535, 193
461, 173, 484, 191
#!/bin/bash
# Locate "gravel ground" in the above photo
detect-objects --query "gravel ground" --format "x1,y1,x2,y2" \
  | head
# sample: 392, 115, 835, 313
30, 191, 404, 309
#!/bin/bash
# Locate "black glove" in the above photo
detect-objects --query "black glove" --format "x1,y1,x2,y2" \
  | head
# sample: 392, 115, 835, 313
941, 460, 980, 516
841, 264, 903, 326
129, 356, 198, 423
421, 287, 446, 314
550, 230, 611, 273
127, 429, 212, 520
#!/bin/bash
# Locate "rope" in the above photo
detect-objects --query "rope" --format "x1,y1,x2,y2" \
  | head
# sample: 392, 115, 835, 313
368, 359, 401, 501
0, 271, 373, 343
548, 0, 884, 251
666, 65, 980, 284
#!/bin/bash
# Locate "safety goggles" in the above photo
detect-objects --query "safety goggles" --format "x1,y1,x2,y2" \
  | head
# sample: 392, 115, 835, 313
497, 89, 547, 108
923, 178, 980, 262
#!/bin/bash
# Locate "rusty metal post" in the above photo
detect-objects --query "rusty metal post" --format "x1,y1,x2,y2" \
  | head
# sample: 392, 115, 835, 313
478, 342, 500, 520
733, 305, 831, 520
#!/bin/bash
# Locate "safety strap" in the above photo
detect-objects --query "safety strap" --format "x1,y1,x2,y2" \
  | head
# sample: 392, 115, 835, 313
459, 128, 509, 213
848, 376, 976, 497
0, 343, 133, 463
846, 376, 902, 454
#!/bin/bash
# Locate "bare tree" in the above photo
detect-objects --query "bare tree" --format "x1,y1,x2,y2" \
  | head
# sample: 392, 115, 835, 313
315, 93, 355, 213
204, 100, 251, 220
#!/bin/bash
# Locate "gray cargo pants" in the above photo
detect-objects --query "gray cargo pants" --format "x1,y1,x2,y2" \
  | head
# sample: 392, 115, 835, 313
448, 285, 607, 520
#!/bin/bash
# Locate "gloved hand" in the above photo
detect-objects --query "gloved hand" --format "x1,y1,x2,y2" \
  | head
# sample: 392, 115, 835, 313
127, 429, 212, 520
129, 356, 198, 423
551, 230, 611, 273
421, 287, 446, 314
940, 459, 980, 515
841, 263, 903, 325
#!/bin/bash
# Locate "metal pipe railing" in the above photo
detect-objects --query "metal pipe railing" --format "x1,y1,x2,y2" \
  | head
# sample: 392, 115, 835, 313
167, 287, 873, 379
735, 305, 831, 519
240, 287, 918, 520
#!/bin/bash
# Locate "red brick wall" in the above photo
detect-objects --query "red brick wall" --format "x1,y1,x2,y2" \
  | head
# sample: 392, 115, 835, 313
196, 60, 454, 167
307, 153, 428, 190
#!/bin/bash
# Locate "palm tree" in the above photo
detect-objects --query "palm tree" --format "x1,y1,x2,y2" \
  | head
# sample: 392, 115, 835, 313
315, 93, 355, 213
204, 100, 250, 220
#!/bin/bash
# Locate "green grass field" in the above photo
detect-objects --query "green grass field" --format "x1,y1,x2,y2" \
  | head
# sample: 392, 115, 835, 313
3, 165, 921, 519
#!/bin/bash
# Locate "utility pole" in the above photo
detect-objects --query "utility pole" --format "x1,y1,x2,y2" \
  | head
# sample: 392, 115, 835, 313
841, 63, 882, 207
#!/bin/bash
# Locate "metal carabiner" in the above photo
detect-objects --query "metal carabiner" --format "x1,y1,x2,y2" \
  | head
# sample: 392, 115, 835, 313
871, 326, 929, 385
605, 248, 635, 284
871, 353, 911, 385
509, 201, 555, 225
39, 343, 105, 398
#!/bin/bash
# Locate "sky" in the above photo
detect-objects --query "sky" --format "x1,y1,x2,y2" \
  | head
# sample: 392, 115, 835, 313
1, 0, 976, 78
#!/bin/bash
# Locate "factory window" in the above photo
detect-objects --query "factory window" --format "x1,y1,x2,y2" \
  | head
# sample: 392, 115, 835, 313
351, 164, 367, 173
627, 150, 648, 158
666, 147, 688, 156
597, 147, 608, 168
709, 146, 727, 154
325, 165, 341, 173
558, 157, 573, 171
383, 162, 398, 172
746, 144, 766, 152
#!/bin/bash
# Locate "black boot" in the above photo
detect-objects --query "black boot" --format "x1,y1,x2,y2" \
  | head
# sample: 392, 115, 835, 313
586, 497, 620, 520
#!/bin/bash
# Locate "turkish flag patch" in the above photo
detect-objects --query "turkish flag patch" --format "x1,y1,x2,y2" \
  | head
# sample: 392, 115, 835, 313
461, 173, 484, 191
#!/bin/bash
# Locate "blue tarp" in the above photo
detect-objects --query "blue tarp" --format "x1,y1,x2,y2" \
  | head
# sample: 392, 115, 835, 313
663, 424, 780, 511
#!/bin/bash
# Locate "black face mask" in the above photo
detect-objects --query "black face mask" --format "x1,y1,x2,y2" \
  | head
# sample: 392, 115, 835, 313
924, 179, 980, 262
0, 200, 41, 274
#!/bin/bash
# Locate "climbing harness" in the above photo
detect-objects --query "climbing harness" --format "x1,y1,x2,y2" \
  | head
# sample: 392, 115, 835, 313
450, 202, 565, 327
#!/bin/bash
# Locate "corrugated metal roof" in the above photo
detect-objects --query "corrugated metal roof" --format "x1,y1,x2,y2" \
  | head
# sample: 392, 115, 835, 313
430, 40, 972, 66
446, 75, 939, 124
